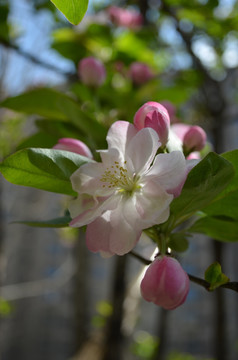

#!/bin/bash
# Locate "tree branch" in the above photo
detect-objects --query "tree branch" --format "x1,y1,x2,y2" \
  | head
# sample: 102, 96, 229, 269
129, 251, 238, 293
0, 38, 77, 80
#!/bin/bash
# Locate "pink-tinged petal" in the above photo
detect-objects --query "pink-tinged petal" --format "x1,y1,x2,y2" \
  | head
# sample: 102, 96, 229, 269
171, 123, 190, 140
134, 180, 173, 227
140, 256, 189, 310
106, 121, 138, 155
86, 212, 113, 255
71, 162, 114, 197
145, 151, 187, 193
69, 195, 119, 227
126, 127, 160, 175
53, 138, 93, 158
109, 203, 141, 255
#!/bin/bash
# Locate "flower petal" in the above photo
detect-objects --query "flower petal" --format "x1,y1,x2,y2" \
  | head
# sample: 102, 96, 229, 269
135, 180, 173, 227
86, 212, 114, 255
106, 121, 138, 155
145, 151, 187, 193
126, 127, 160, 175
69, 195, 119, 227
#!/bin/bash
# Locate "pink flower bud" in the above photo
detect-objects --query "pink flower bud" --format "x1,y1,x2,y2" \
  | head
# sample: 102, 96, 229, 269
134, 101, 170, 145
78, 57, 106, 87
53, 138, 93, 158
171, 124, 207, 152
141, 256, 189, 310
183, 125, 207, 152
129, 62, 153, 86
108, 6, 143, 29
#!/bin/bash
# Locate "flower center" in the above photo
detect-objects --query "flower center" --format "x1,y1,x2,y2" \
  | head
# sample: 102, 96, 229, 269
100, 160, 140, 194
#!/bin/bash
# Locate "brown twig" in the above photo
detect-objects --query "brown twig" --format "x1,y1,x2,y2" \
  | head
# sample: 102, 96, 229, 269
129, 251, 238, 293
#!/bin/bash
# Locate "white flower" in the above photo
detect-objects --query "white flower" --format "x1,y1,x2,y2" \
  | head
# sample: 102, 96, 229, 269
69, 121, 187, 256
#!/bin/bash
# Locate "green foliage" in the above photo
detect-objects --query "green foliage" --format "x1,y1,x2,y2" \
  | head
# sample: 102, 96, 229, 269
204, 262, 229, 290
131, 331, 159, 359
0, 148, 91, 195
170, 152, 235, 226
1, 88, 107, 145
50, 0, 88, 25
202, 150, 238, 220
168, 232, 190, 252
0, 298, 12, 317
12, 214, 72, 228
188, 215, 238, 242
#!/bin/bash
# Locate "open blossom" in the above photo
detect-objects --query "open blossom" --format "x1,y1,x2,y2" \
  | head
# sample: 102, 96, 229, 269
134, 102, 170, 146
53, 138, 93, 158
141, 256, 190, 310
69, 121, 187, 257
108, 6, 143, 29
78, 57, 106, 87
129, 62, 154, 86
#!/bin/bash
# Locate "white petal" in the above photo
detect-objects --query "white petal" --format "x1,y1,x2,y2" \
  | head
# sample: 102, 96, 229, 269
106, 121, 138, 155
145, 151, 187, 192
69, 195, 119, 227
167, 129, 183, 152
126, 128, 161, 175
135, 180, 173, 227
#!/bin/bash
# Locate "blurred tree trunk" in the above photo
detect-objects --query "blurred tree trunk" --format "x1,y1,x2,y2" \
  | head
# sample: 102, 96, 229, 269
73, 230, 90, 352
102, 255, 128, 360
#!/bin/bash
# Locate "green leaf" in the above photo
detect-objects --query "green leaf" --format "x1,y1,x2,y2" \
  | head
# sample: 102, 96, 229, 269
1, 88, 107, 143
50, 0, 88, 25
168, 233, 189, 252
170, 152, 235, 225
0, 148, 91, 195
202, 150, 238, 220
205, 262, 229, 290
188, 215, 238, 242
12, 215, 72, 228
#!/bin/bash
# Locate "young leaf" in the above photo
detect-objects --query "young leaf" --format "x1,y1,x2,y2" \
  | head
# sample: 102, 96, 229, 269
0, 148, 91, 196
50, 0, 89, 25
188, 215, 238, 242
170, 152, 235, 224
205, 262, 229, 291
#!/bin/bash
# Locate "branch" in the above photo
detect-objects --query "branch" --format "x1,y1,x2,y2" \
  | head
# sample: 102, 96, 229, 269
0, 38, 77, 80
129, 251, 238, 293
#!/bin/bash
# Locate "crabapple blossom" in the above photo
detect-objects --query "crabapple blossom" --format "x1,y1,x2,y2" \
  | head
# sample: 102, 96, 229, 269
134, 101, 170, 146
141, 256, 190, 310
78, 57, 106, 87
69, 121, 187, 257
107, 6, 143, 29
53, 138, 93, 158
129, 62, 153, 86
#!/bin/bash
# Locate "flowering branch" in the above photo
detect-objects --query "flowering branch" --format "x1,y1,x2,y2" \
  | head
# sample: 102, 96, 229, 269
129, 251, 238, 293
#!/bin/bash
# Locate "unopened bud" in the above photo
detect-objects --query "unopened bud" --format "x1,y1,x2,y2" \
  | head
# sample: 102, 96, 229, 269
140, 256, 189, 310
78, 57, 106, 87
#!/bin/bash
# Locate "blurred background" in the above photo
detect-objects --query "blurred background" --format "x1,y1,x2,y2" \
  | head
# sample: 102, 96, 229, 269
0, 0, 238, 359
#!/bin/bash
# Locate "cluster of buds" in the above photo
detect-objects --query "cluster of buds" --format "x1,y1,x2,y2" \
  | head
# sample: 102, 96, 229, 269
53, 100, 207, 311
